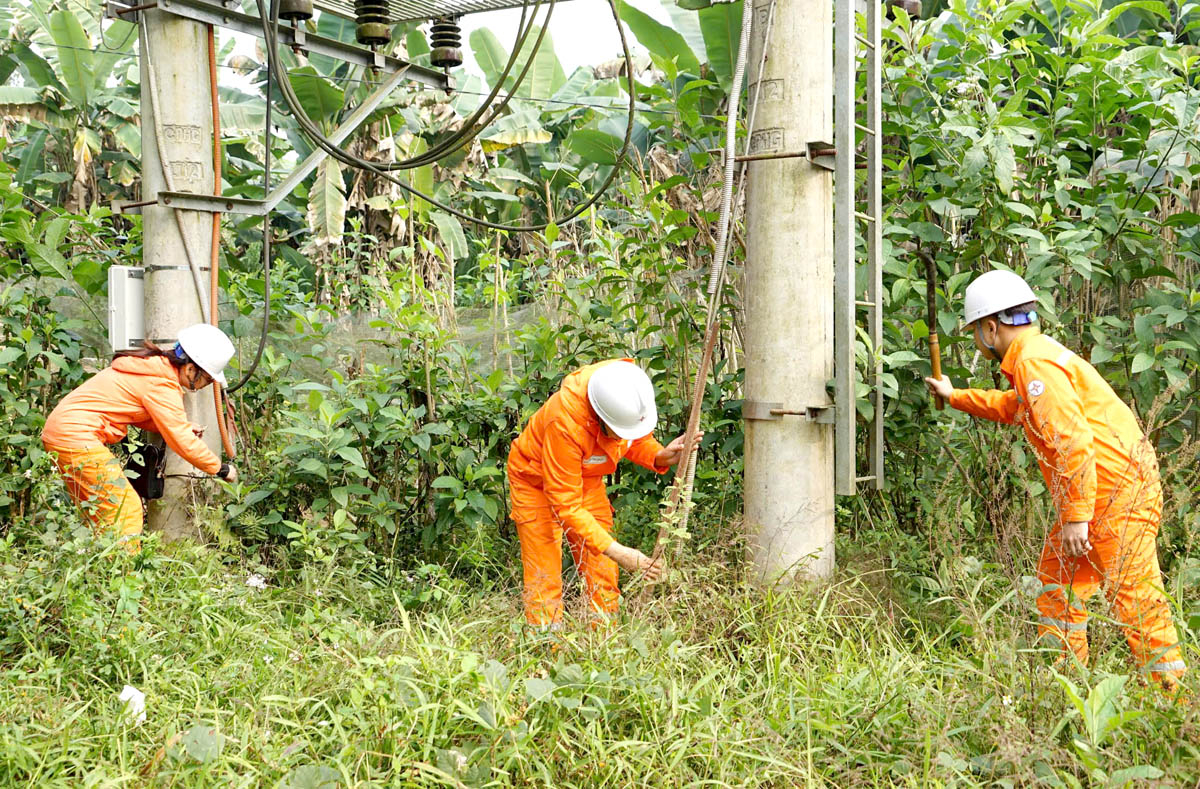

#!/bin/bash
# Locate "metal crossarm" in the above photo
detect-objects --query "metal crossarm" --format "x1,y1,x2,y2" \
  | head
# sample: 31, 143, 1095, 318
833, 0, 884, 496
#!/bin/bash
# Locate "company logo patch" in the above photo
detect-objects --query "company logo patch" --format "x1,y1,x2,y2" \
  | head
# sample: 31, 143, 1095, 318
583, 455, 608, 465
1027, 380, 1045, 398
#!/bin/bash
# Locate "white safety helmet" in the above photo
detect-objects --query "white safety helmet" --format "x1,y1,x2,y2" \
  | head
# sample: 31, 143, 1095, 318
962, 270, 1039, 327
176, 324, 235, 386
587, 360, 658, 440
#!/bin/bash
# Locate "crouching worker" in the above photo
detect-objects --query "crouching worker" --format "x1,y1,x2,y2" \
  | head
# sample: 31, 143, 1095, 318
42, 324, 239, 551
925, 270, 1186, 686
507, 359, 697, 628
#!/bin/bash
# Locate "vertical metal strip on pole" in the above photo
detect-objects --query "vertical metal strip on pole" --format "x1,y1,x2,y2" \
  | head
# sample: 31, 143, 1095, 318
833, 0, 856, 496
866, 0, 884, 490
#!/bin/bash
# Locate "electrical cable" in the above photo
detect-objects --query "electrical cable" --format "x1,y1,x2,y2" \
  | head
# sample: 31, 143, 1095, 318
258, 0, 636, 231
208, 22, 237, 458
390, 0, 543, 168
262, 0, 547, 171
256, 0, 537, 170
224, 44, 273, 395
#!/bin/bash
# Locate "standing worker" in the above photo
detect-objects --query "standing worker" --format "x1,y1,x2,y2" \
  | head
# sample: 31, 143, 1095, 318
42, 324, 239, 550
508, 359, 698, 627
925, 270, 1186, 686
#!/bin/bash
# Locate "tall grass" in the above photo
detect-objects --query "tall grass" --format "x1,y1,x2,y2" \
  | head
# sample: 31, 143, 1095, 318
1, 505, 1195, 788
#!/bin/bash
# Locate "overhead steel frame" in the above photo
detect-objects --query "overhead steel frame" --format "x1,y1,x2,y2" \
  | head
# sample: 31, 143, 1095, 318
105, 0, 450, 216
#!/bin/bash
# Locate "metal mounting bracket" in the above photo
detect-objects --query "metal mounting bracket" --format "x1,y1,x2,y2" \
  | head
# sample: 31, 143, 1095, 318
807, 140, 836, 171
105, 0, 450, 91
742, 400, 836, 425
116, 62, 416, 219
157, 191, 268, 215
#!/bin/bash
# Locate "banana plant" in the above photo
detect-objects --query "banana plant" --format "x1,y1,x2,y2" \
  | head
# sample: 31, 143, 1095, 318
1, 0, 139, 209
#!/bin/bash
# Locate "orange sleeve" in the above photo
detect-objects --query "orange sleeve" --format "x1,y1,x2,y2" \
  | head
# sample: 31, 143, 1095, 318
141, 380, 222, 474
948, 387, 1019, 424
541, 419, 615, 555
624, 434, 668, 473
1014, 358, 1096, 523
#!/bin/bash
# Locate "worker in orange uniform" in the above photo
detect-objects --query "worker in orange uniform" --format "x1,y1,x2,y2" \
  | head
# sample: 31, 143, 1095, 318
42, 324, 239, 550
508, 359, 697, 627
925, 270, 1186, 685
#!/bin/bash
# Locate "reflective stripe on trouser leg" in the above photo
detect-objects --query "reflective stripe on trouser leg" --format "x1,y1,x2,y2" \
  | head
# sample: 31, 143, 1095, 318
1093, 492, 1186, 679
1036, 527, 1099, 664
46, 443, 143, 552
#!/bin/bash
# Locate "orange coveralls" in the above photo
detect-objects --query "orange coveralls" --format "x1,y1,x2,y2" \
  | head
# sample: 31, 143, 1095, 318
950, 331, 1185, 680
42, 355, 221, 548
507, 359, 668, 626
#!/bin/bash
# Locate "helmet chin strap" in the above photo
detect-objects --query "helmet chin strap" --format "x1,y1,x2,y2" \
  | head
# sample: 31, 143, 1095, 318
975, 321, 999, 358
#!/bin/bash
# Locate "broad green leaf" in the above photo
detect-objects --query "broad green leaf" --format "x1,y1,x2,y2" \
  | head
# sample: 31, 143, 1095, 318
567, 128, 624, 165
406, 28, 431, 60
1107, 765, 1164, 786
307, 159, 346, 247
49, 10, 95, 108
113, 123, 141, 157
1130, 352, 1154, 374
334, 446, 366, 468
1085, 0, 1169, 36
479, 109, 553, 152
11, 43, 66, 97
618, 0, 700, 75
29, 243, 69, 279
553, 67, 596, 103
287, 66, 345, 125
660, 0, 708, 61
992, 137, 1015, 194
94, 19, 135, 88
430, 211, 468, 262
525, 677, 555, 701
310, 12, 359, 74
282, 764, 341, 789
698, 1, 743, 91
1081, 674, 1127, 745
513, 27, 566, 99
401, 137, 434, 218
484, 166, 535, 185
179, 724, 224, 764
470, 28, 509, 88
0, 86, 41, 105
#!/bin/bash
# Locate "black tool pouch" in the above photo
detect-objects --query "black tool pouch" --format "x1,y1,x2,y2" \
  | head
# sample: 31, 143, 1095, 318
126, 442, 166, 500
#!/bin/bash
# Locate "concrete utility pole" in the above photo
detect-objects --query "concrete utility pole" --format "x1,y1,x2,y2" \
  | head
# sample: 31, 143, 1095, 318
139, 10, 220, 540
743, 0, 835, 582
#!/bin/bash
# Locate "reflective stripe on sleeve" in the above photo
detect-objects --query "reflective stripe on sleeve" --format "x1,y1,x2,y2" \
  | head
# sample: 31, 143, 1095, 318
1055, 348, 1075, 367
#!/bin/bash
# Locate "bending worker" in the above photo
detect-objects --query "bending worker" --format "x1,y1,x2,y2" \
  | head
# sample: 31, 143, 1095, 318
42, 324, 239, 550
925, 270, 1186, 685
508, 359, 696, 627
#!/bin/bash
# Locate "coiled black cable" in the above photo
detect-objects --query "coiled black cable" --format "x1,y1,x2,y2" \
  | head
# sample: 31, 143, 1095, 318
257, 0, 635, 231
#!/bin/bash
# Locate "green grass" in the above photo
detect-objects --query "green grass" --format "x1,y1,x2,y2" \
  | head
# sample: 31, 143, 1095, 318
1, 520, 1197, 787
